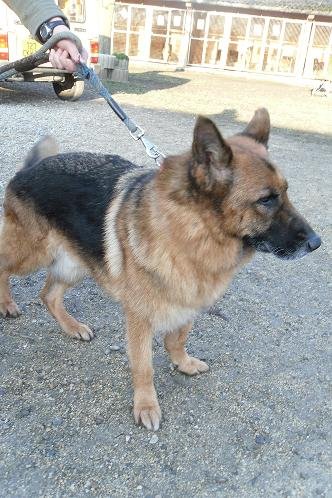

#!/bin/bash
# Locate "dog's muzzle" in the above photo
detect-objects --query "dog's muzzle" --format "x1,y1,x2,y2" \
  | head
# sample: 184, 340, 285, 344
243, 230, 322, 260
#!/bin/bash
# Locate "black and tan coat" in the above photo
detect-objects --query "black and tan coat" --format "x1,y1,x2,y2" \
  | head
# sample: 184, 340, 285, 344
0, 109, 321, 430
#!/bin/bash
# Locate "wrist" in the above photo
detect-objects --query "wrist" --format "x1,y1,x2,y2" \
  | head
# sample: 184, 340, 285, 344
38, 18, 70, 43
53, 24, 70, 34
48, 17, 63, 22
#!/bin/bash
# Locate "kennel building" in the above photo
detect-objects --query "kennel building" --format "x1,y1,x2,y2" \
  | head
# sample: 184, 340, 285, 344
111, 0, 332, 80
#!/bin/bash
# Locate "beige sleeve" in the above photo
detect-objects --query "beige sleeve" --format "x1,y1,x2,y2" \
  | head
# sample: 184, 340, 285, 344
3, 0, 69, 37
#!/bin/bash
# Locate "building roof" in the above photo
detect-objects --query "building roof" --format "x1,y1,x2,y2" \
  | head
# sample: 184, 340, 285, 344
189, 0, 332, 15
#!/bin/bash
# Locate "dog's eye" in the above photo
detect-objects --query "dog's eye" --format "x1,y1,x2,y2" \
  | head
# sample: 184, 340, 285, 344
257, 194, 279, 207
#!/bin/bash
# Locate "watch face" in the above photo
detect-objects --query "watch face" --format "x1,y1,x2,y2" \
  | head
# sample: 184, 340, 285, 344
40, 23, 51, 41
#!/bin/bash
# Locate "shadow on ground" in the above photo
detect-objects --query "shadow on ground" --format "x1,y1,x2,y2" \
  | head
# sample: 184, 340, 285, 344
0, 70, 190, 103
108, 70, 190, 95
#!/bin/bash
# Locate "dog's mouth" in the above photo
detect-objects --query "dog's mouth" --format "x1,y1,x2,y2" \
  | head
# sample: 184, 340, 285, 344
243, 234, 321, 260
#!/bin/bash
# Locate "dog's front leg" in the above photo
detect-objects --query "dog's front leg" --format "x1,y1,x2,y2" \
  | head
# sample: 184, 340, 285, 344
164, 323, 209, 375
125, 309, 161, 431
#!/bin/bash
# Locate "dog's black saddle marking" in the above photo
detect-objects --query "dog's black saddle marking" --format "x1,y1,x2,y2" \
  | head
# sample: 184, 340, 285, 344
9, 153, 139, 261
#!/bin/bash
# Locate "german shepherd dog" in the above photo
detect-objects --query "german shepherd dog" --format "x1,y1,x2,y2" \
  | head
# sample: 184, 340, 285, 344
0, 109, 321, 430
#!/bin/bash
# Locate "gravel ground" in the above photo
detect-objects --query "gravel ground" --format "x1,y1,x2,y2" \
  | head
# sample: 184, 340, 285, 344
0, 67, 331, 498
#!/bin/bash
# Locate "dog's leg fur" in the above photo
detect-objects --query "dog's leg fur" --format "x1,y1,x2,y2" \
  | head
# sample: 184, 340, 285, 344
164, 323, 209, 375
126, 309, 161, 431
0, 271, 20, 317
40, 275, 93, 341
0, 193, 52, 317
0, 214, 25, 318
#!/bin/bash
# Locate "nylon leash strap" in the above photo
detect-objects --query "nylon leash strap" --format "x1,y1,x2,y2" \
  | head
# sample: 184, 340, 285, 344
75, 63, 165, 165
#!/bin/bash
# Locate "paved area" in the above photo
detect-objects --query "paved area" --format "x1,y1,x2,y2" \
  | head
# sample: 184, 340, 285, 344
0, 67, 331, 497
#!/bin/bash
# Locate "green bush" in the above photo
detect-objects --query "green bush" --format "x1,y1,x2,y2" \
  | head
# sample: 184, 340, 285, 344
112, 52, 129, 61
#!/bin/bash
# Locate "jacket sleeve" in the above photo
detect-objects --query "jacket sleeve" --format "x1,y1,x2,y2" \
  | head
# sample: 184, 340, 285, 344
3, 0, 69, 37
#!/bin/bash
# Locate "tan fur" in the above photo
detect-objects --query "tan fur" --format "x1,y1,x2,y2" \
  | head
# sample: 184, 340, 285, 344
0, 193, 52, 274
0, 110, 316, 431
0, 194, 90, 330
40, 275, 93, 341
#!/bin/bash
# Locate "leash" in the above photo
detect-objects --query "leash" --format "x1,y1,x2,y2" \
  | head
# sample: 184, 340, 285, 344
0, 32, 165, 165
0, 32, 69, 80
75, 63, 165, 164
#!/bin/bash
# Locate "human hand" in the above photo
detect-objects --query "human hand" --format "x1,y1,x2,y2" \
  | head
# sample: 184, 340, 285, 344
49, 23, 88, 72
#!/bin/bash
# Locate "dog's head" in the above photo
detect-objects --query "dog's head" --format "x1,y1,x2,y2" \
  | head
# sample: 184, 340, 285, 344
170, 109, 321, 260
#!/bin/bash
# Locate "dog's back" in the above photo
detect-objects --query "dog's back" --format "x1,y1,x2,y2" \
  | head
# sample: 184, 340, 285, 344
9, 147, 138, 261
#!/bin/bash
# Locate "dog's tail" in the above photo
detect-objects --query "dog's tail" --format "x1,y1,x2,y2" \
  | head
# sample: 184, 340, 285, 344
23, 135, 59, 169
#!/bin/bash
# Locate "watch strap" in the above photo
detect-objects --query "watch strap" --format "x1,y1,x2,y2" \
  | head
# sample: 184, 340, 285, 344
38, 19, 69, 43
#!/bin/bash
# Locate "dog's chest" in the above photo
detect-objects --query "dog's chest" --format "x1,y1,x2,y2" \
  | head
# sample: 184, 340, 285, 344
154, 305, 198, 335
153, 273, 232, 334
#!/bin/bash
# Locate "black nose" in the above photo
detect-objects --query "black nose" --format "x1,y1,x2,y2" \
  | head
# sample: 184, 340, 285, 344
307, 234, 321, 252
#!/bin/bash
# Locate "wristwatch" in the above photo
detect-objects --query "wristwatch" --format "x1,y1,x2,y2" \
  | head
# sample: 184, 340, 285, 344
38, 19, 69, 43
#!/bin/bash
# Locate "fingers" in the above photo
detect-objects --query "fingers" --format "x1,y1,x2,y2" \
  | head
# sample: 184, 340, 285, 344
49, 48, 60, 68
57, 39, 80, 64
49, 43, 87, 72
80, 47, 89, 64
49, 47, 77, 72
49, 39, 85, 72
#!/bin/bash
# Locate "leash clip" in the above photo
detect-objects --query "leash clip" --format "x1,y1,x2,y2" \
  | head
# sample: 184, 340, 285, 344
76, 63, 167, 165
130, 126, 145, 141
140, 136, 165, 165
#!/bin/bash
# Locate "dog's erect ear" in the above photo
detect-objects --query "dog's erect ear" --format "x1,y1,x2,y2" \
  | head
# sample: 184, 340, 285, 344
241, 108, 270, 146
23, 135, 59, 170
191, 116, 233, 191
193, 116, 233, 168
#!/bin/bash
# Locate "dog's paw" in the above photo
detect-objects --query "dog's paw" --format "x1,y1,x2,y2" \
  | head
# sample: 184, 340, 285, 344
65, 323, 94, 342
177, 356, 209, 376
0, 300, 21, 318
134, 398, 162, 431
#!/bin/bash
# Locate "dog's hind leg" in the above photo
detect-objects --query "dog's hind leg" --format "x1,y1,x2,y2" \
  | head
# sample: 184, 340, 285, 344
0, 194, 53, 318
0, 271, 20, 317
0, 213, 25, 318
164, 323, 209, 375
0, 213, 20, 317
40, 275, 93, 341
40, 250, 93, 341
